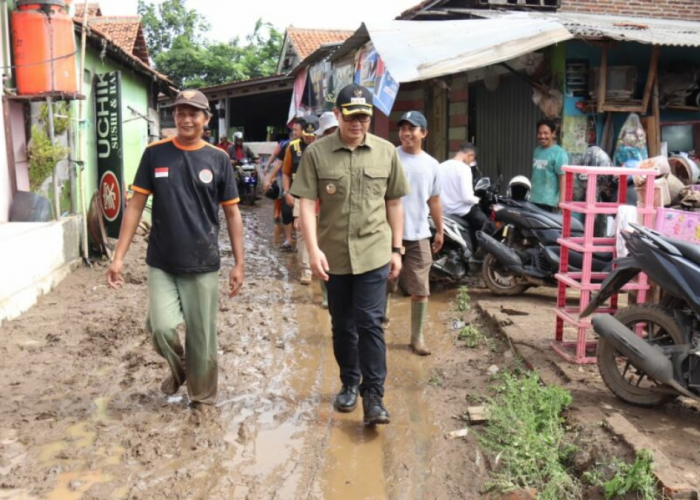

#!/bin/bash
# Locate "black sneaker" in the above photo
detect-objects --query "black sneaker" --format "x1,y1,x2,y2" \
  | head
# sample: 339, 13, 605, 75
334, 385, 359, 413
362, 391, 390, 426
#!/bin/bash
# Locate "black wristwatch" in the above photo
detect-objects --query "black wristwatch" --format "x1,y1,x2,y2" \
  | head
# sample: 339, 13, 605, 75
392, 246, 405, 255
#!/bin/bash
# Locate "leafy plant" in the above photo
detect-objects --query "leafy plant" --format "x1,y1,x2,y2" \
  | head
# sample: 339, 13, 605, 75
479, 372, 580, 499
27, 125, 68, 192
458, 324, 480, 347
604, 450, 659, 500
38, 102, 70, 136
454, 286, 471, 313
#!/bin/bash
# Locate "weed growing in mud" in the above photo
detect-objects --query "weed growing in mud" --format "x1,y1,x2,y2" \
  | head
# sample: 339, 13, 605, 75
479, 372, 581, 500
428, 372, 444, 388
603, 450, 660, 500
457, 324, 497, 351
454, 286, 471, 312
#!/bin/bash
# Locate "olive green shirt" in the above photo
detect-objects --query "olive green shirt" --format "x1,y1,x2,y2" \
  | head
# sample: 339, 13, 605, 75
290, 130, 410, 275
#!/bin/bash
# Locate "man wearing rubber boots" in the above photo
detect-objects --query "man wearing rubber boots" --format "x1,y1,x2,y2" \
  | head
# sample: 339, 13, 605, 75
291, 84, 409, 426
106, 89, 245, 408
392, 110, 443, 356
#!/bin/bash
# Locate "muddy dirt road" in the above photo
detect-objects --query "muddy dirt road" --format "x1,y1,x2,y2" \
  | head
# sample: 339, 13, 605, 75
0, 202, 504, 500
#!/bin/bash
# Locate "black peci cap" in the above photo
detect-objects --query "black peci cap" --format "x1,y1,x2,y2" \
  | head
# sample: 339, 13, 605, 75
301, 115, 320, 136
335, 84, 373, 117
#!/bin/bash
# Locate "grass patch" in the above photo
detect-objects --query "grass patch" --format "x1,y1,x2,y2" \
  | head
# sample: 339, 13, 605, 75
603, 450, 659, 500
479, 372, 581, 499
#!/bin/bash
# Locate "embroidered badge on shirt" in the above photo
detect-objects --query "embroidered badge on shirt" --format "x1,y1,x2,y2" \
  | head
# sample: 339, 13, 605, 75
199, 169, 213, 184
155, 167, 169, 178
326, 183, 337, 195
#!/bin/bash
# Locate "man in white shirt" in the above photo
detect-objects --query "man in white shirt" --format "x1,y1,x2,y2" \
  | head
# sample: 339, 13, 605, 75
439, 142, 488, 251
392, 111, 444, 356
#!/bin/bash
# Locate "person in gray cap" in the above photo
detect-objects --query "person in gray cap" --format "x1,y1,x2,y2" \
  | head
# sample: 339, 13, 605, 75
389, 110, 443, 356
106, 89, 245, 408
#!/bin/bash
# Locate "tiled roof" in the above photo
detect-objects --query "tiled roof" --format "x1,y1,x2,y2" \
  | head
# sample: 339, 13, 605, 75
74, 3, 102, 18
286, 28, 354, 60
85, 17, 150, 64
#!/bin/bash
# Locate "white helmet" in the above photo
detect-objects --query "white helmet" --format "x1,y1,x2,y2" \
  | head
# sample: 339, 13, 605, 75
233, 131, 243, 140
507, 175, 532, 201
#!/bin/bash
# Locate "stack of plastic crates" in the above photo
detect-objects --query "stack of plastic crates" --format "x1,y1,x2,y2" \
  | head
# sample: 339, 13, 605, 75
552, 165, 658, 364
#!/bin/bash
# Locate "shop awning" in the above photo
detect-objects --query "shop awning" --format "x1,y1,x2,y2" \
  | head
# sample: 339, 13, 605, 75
332, 19, 573, 83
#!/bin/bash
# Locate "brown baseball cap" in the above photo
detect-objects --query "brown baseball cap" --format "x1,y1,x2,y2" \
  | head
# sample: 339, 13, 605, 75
167, 89, 210, 111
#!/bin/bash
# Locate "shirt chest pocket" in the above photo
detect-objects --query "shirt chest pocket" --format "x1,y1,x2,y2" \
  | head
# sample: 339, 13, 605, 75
363, 168, 389, 199
319, 171, 347, 202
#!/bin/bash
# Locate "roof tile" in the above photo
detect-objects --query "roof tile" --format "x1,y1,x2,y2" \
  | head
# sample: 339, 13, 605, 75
287, 28, 354, 60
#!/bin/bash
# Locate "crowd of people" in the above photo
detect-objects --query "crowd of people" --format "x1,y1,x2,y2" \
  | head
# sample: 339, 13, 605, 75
107, 84, 571, 426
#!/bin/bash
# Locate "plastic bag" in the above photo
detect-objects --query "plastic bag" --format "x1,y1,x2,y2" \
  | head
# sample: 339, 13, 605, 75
613, 113, 648, 166
615, 205, 638, 257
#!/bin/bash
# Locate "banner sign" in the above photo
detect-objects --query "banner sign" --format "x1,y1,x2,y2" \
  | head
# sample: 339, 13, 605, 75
354, 43, 400, 116
94, 71, 125, 238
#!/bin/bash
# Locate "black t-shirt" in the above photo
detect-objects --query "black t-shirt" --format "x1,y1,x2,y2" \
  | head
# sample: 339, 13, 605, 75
132, 137, 239, 274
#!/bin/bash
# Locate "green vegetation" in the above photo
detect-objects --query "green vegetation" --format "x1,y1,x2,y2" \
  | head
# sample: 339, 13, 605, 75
603, 450, 659, 500
138, 0, 282, 87
455, 285, 471, 313
27, 126, 68, 192
38, 102, 70, 136
428, 372, 444, 388
480, 372, 580, 499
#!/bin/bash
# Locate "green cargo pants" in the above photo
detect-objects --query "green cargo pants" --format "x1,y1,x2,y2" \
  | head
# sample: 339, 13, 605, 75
146, 267, 219, 405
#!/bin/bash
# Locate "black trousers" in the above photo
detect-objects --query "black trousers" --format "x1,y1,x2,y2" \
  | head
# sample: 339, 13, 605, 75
461, 206, 488, 252
326, 264, 390, 397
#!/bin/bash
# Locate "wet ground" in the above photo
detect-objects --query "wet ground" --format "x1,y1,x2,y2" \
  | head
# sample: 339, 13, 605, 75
0, 200, 503, 500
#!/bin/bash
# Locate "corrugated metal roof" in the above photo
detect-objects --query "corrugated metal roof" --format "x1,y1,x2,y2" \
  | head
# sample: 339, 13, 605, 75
454, 9, 700, 47
346, 19, 572, 83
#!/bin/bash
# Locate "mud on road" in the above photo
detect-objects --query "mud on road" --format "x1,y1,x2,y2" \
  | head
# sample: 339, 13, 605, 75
0, 202, 516, 500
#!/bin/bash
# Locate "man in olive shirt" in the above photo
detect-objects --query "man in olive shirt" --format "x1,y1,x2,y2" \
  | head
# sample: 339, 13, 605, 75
291, 84, 409, 426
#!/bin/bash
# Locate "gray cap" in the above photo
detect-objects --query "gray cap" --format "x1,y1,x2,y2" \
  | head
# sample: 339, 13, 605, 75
398, 110, 428, 129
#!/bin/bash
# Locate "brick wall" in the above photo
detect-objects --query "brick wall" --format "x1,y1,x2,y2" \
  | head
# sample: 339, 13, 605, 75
560, 0, 700, 22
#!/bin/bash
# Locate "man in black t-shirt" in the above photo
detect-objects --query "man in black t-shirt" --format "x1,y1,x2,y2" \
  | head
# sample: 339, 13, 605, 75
107, 89, 245, 407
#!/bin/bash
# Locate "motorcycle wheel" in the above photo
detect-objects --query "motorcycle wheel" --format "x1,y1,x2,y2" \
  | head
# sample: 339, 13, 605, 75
597, 304, 683, 407
482, 253, 528, 296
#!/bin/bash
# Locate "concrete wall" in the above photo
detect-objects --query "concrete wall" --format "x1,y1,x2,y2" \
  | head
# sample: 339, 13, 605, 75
0, 216, 82, 325
0, 43, 9, 222
561, 0, 700, 21
73, 44, 151, 212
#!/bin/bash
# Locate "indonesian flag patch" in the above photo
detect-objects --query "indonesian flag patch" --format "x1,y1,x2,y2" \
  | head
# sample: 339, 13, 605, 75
155, 167, 169, 178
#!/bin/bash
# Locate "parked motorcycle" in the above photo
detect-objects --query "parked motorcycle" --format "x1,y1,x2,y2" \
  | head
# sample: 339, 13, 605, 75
428, 176, 503, 284
233, 158, 258, 205
476, 201, 613, 296
580, 224, 700, 406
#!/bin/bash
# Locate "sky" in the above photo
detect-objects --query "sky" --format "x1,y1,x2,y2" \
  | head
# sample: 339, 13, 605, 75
92, 0, 422, 43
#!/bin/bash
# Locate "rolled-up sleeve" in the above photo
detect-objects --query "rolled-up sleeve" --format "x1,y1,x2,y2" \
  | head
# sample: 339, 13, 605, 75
385, 148, 410, 200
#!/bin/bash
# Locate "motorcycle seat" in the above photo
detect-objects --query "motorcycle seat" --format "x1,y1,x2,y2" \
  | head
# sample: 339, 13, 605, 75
669, 238, 700, 265
528, 205, 584, 233
445, 214, 470, 230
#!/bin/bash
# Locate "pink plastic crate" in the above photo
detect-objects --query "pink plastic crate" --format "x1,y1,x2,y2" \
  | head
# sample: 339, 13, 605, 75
655, 207, 700, 244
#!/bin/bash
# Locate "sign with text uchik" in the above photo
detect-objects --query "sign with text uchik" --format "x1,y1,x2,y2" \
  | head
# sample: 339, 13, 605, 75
94, 71, 124, 238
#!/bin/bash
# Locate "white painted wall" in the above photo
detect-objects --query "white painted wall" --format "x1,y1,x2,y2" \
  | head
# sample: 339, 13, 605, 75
0, 216, 82, 325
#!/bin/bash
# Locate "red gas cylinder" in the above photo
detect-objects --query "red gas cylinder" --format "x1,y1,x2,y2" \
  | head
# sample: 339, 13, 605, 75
11, 0, 78, 95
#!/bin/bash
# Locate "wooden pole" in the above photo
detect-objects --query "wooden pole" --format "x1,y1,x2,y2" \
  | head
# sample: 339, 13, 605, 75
641, 46, 660, 115
77, 0, 89, 260
597, 44, 608, 114
47, 95, 60, 220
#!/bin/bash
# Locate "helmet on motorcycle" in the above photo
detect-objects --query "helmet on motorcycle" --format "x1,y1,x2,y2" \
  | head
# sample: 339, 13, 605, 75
233, 131, 244, 141
507, 175, 532, 201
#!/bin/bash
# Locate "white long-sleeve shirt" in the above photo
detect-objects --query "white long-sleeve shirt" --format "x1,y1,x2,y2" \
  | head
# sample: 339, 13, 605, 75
439, 159, 480, 217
